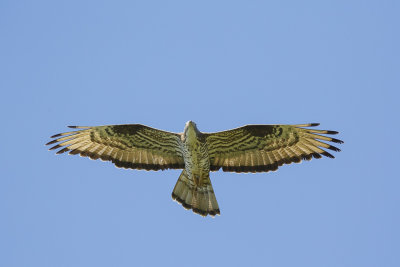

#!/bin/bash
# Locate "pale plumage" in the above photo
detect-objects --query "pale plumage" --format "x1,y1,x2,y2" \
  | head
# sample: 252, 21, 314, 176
46, 121, 343, 217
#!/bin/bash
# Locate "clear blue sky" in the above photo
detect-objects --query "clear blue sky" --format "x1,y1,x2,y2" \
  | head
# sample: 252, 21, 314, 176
1, 1, 399, 266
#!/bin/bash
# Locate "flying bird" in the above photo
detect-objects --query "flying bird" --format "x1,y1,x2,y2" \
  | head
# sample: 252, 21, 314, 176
46, 121, 343, 217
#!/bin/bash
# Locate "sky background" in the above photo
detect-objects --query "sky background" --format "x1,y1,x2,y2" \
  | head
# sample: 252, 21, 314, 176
1, 1, 399, 266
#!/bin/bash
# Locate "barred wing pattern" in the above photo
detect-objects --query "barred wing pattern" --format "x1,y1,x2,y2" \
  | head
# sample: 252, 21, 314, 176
46, 125, 185, 170
205, 123, 343, 173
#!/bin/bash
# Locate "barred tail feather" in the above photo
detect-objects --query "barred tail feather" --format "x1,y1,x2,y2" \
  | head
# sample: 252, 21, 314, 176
172, 170, 220, 217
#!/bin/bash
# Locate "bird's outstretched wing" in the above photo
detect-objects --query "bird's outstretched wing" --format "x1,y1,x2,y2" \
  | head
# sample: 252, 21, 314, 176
204, 123, 343, 173
46, 124, 185, 170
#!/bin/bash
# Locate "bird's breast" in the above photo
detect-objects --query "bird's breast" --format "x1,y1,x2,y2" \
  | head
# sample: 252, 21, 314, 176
182, 137, 210, 186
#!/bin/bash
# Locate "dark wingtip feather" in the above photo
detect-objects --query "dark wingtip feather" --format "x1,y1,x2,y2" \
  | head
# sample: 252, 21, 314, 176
69, 149, 81, 155
311, 153, 322, 159
310, 123, 320, 127
46, 140, 58, 145
331, 138, 344, 144
327, 145, 341, 152
56, 147, 70, 154
321, 151, 335, 158
68, 126, 90, 129
49, 144, 62, 150
50, 133, 63, 138
326, 130, 339, 135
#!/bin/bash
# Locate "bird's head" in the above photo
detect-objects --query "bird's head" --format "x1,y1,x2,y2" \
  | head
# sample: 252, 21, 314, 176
183, 121, 200, 140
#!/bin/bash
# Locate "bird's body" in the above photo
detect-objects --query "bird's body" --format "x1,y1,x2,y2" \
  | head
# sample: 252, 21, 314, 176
47, 121, 343, 217
174, 121, 219, 216
181, 121, 211, 185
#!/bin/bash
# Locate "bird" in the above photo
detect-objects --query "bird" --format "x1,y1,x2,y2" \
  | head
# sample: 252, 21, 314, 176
46, 121, 343, 217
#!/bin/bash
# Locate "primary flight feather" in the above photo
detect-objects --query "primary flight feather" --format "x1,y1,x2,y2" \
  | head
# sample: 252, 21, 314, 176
46, 121, 343, 217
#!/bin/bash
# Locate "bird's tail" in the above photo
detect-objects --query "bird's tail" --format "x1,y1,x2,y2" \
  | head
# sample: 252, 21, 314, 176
172, 170, 220, 217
